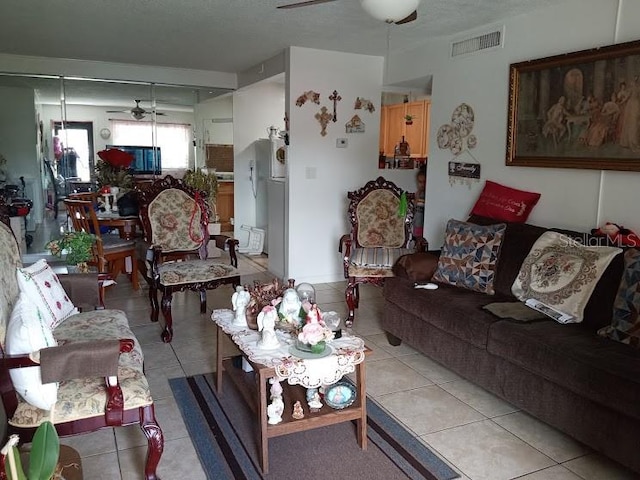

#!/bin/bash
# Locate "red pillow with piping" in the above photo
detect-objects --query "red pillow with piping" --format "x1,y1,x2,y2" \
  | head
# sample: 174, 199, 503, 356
470, 180, 540, 223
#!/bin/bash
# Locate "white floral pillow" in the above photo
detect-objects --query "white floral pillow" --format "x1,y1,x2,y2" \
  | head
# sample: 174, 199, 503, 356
17, 259, 78, 330
512, 231, 621, 323
5, 292, 58, 410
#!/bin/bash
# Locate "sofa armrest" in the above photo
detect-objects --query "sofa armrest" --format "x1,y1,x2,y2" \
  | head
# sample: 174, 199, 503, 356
58, 273, 104, 310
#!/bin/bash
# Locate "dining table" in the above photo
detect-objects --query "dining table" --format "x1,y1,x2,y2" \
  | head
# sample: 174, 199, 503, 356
96, 211, 142, 240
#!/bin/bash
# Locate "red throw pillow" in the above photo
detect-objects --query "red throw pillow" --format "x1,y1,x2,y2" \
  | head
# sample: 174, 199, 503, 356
470, 180, 540, 223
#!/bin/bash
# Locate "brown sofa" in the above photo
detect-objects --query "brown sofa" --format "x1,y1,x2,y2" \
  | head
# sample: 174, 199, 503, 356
382, 217, 640, 473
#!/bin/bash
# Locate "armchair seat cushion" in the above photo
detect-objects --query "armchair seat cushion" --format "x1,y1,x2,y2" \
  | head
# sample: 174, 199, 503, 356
350, 247, 414, 268
158, 260, 239, 286
348, 247, 414, 278
9, 309, 152, 427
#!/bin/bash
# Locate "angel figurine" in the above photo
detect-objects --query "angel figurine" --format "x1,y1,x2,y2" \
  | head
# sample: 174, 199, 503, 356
278, 288, 302, 324
267, 396, 284, 425
231, 286, 251, 327
257, 306, 280, 349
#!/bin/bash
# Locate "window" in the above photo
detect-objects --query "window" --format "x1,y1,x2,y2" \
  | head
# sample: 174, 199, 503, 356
111, 120, 191, 170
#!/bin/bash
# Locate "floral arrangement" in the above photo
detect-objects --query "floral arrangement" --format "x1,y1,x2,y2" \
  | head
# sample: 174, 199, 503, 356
272, 292, 334, 353
95, 148, 134, 190
46, 230, 96, 266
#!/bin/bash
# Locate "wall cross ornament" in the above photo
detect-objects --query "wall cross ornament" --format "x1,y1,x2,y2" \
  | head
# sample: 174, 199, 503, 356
315, 106, 333, 137
329, 90, 342, 122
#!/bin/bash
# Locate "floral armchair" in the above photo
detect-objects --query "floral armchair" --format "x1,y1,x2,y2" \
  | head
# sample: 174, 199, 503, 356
339, 177, 426, 326
137, 175, 241, 343
0, 203, 163, 480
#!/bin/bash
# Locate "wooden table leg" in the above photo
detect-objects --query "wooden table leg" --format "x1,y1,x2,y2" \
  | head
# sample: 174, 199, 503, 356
356, 361, 368, 450
258, 370, 269, 474
215, 325, 223, 392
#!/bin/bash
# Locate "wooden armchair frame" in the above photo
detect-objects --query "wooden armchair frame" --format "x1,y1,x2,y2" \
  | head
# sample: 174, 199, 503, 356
137, 175, 241, 342
339, 176, 426, 326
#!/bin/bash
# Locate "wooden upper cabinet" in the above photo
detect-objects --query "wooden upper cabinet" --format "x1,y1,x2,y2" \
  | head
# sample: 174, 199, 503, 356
385, 104, 406, 156
380, 100, 431, 157
379, 105, 387, 153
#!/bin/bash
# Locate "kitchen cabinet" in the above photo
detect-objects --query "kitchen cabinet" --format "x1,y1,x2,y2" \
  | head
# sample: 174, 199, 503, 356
216, 182, 234, 232
379, 100, 430, 158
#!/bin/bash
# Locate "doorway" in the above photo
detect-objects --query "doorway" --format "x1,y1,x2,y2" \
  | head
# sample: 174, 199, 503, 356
53, 121, 95, 187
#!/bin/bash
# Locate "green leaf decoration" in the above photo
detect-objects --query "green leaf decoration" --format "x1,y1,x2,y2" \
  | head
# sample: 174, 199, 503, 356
27, 421, 59, 480
398, 191, 408, 218
6, 445, 27, 480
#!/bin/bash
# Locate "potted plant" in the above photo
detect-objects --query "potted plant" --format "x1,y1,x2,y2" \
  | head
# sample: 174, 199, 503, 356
404, 114, 414, 125
1, 421, 60, 480
46, 231, 96, 272
182, 168, 219, 227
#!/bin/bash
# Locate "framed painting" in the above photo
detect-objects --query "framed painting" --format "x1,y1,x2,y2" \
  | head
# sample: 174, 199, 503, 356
506, 39, 640, 171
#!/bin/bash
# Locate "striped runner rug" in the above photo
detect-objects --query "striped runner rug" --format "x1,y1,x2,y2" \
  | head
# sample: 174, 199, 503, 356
170, 372, 459, 480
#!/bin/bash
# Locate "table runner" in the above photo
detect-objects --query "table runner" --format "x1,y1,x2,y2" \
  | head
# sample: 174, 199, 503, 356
212, 309, 365, 388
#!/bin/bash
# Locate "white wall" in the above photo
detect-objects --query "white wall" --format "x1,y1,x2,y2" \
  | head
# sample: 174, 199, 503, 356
232, 79, 285, 245
0, 85, 43, 228
390, 0, 640, 250
287, 47, 384, 283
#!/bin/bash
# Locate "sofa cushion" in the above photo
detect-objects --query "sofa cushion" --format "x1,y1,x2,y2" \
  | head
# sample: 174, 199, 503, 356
5, 292, 58, 410
512, 231, 621, 323
392, 252, 439, 282
470, 180, 540, 223
383, 277, 510, 348
598, 248, 640, 348
468, 216, 547, 297
0, 223, 22, 348
488, 319, 640, 421
433, 219, 506, 295
17, 259, 78, 330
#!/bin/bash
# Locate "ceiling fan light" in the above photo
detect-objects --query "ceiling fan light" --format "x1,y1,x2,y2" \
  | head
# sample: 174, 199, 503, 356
360, 0, 420, 23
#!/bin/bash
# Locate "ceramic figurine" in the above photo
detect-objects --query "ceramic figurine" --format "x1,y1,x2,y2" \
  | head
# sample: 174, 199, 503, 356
267, 396, 284, 425
308, 392, 323, 411
257, 306, 280, 349
292, 400, 305, 420
231, 286, 251, 327
270, 377, 283, 399
278, 288, 302, 324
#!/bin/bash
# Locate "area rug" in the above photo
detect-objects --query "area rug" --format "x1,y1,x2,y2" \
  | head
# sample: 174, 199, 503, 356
170, 373, 459, 480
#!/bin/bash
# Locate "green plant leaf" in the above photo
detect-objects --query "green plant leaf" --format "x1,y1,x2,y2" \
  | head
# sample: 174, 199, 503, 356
27, 421, 59, 480
5, 446, 27, 480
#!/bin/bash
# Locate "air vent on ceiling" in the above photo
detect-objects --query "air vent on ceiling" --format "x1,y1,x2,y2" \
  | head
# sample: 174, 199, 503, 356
451, 28, 503, 57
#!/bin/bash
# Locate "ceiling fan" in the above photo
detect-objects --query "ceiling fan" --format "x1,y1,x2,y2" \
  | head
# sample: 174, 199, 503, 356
106, 100, 167, 120
277, 0, 419, 25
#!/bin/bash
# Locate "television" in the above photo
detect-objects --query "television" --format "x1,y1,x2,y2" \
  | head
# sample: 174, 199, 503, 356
106, 145, 161, 175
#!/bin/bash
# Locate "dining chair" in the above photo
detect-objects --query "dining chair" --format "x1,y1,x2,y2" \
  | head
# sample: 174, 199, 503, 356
339, 176, 426, 326
64, 198, 140, 290
137, 175, 241, 342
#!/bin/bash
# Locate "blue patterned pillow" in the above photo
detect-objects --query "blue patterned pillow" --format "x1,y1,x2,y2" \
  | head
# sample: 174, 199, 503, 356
598, 248, 640, 348
432, 219, 506, 295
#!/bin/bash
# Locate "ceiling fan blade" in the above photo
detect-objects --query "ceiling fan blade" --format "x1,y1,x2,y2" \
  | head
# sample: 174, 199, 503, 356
395, 10, 417, 25
277, 0, 337, 9
106, 109, 127, 113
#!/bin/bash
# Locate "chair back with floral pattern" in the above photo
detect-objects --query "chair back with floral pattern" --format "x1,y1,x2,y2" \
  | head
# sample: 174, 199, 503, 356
138, 175, 209, 254
0, 205, 22, 348
348, 177, 415, 249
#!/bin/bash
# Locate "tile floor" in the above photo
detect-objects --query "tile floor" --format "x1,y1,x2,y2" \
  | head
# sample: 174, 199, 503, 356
25, 218, 639, 480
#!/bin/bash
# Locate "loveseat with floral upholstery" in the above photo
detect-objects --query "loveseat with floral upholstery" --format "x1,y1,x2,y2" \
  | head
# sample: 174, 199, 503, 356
0, 205, 163, 479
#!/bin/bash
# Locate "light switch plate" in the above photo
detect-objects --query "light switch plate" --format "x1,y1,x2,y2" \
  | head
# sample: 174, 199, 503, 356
336, 138, 348, 148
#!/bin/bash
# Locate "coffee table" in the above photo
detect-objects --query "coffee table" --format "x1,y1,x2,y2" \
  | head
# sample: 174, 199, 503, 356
212, 309, 369, 474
